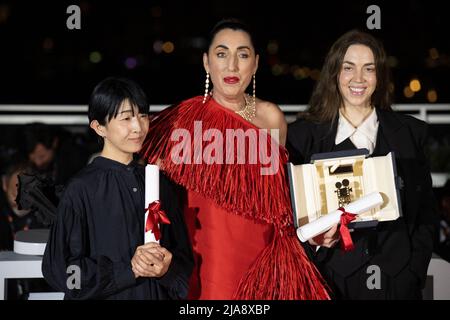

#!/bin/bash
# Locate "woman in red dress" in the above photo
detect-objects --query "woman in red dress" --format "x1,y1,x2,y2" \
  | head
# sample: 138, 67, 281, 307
141, 18, 329, 300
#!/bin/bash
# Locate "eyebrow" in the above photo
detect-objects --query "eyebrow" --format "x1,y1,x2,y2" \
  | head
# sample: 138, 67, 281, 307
118, 109, 133, 115
214, 44, 251, 51
343, 61, 375, 66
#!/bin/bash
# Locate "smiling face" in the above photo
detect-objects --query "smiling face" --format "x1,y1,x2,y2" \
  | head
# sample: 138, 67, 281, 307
91, 99, 149, 162
203, 28, 259, 102
338, 44, 377, 110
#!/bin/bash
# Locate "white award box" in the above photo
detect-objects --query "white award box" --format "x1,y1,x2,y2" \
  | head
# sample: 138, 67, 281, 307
287, 149, 402, 230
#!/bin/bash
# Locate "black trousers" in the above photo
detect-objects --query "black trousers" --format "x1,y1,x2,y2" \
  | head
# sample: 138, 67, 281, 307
323, 263, 422, 300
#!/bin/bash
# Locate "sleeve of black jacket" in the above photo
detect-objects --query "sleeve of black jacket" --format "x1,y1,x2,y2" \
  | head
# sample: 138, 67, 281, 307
409, 121, 438, 288
41, 183, 136, 299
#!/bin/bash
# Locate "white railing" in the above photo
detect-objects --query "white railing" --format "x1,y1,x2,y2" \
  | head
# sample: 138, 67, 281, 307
1, 104, 450, 125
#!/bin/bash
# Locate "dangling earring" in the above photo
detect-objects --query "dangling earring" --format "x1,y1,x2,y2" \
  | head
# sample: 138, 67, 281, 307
203, 73, 210, 104
252, 74, 256, 102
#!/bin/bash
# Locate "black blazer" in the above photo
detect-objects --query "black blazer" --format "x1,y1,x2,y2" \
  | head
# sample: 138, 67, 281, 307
287, 109, 437, 287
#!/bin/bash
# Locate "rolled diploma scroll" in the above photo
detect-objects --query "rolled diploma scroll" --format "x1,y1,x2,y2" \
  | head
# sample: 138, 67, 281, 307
296, 192, 383, 242
145, 164, 159, 243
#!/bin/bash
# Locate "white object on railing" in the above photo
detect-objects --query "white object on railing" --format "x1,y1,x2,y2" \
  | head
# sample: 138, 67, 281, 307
426, 254, 450, 300
431, 173, 450, 188
13, 229, 49, 256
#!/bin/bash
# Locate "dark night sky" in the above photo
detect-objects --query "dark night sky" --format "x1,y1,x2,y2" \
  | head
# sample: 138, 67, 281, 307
0, 0, 449, 105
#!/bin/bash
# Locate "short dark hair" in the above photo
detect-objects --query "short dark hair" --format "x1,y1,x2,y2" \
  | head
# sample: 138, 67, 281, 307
206, 18, 258, 54
88, 77, 149, 125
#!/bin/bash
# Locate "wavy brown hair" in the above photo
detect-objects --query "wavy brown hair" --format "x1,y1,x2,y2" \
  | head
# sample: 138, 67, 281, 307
302, 30, 393, 123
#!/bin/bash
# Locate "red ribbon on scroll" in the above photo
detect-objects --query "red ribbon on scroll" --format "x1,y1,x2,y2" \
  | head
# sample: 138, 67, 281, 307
338, 208, 357, 251
145, 200, 171, 241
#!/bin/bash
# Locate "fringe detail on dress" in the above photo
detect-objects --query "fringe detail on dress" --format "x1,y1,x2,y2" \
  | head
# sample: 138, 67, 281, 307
234, 230, 330, 300
141, 95, 331, 300
141, 95, 292, 227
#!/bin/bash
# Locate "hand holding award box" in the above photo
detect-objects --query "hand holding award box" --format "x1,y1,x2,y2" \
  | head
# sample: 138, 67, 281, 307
296, 192, 384, 242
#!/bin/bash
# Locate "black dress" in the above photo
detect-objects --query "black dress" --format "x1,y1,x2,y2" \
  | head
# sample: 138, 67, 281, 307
42, 156, 193, 300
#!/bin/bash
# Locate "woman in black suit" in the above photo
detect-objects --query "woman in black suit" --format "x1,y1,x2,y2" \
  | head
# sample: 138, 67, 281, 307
287, 30, 437, 299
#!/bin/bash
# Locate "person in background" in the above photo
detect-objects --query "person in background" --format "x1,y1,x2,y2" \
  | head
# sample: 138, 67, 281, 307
1, 158, 41, 249
0, 157, 49, 299
22, 123, 88, 186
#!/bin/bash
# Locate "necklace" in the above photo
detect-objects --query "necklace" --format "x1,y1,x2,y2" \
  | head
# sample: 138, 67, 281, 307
340, 106, 374, 128
235, 94, 256, 122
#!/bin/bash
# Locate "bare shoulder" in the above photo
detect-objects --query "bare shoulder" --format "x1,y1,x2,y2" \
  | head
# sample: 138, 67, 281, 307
255, 98, 287, 145
255, 99, 286, 129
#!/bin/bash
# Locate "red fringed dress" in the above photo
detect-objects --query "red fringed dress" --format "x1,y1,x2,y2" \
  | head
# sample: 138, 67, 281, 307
140, 95, 330, 300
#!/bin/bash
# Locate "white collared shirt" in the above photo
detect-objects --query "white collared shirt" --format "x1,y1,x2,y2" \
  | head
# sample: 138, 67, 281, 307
335, 109, 379, 154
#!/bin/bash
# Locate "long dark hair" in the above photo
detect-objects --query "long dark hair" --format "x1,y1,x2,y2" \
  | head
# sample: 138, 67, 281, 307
304, 30, 393, 123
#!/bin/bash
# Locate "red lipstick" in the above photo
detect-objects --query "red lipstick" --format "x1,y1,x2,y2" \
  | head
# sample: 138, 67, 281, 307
224, 76, 239, 84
